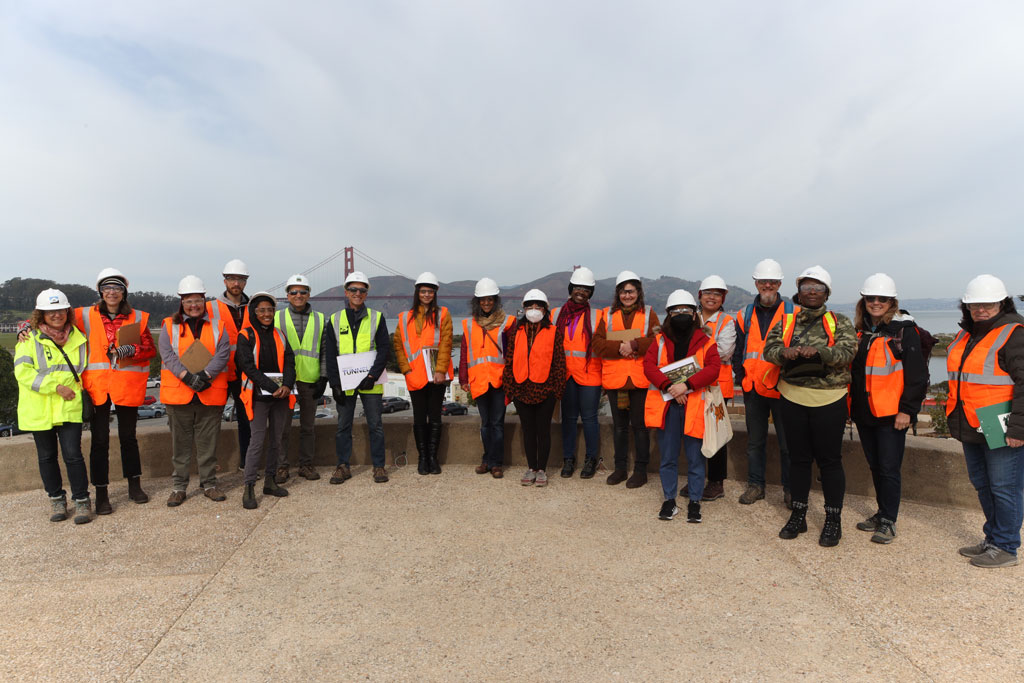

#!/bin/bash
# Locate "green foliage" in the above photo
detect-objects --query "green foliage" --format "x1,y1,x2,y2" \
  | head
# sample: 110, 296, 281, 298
0, 349, 18, 424
928, 392, 949, 436
0, 277, 179, 320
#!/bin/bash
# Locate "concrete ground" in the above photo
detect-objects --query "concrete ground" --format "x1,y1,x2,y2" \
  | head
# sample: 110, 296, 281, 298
1, 466, 1021, 682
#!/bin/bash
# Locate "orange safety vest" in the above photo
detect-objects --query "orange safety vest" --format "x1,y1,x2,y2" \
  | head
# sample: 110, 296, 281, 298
551, 306, 603, 387
207, 299, 250, 381
643, 333, 713, 437
512, 324, 556, 384
462, 315, 514, 399
74, 306, 150, 407
736, 301, 799, 398
761, 311, 836, 391
398, 306, 454, 391
702, 310, 735, 399
238, 326, 297, 420
601, 306, 653, 390
945, 323, 1021, 428
859, 332, 904, 418
159, 318, 229, 406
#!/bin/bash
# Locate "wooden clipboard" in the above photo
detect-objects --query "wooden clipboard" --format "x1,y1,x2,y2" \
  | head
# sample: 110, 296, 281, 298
180, 341, 213, 374
116, 322, 141, 346
606, 328, 643, 342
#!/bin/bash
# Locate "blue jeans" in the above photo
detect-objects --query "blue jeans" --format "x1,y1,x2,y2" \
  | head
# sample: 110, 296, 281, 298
855, 421, 907, 521
335, 392, 385, 468
744, 390, 790, 488
657, 402, 705, 502
962, 441, 1024, 555
33, 423, 89, 501
560, 378, 601, 463
476, 387, 506, 468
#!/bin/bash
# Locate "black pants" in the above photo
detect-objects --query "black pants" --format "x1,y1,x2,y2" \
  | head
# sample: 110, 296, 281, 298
89, 398, 142, 486
781, 395, 848, 508
228, 378, 251, 461
515, 396, 557, 471
410, 383, 446, 425
606, 388, 650, 471
854, 420, 907, 521
34, 423, 89, 501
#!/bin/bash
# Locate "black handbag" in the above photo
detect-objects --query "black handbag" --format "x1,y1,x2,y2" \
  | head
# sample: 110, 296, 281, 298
783, 319, 828, 379
54, 342, 95, 422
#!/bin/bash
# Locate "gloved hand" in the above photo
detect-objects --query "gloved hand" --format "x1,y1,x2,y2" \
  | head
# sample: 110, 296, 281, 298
184, 372, 211, 392
312, 377, 327, 400
114, 344, 137, 359
196, 371, 213, 392
357, 376, 376, 392
332, 388, 344, 404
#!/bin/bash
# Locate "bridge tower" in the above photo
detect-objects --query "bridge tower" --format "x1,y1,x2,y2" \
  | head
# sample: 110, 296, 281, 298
344, 247, 354, 278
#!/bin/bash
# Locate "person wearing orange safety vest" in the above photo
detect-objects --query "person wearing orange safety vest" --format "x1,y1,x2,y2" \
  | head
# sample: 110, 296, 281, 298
501, 290, 566, 487
160, 276, 231, 507
946, 274, 1024, 569
732, 259, 798, 507
458, 278, 514, 478
591, 270, 660, 489
764, 266, 856, 548
207, 259, 252, 470
551, 267, 604, 480
644, 290, 721, 523
392, 272, 454, 475
235, 292, 295, 510
849, 274, 927, 545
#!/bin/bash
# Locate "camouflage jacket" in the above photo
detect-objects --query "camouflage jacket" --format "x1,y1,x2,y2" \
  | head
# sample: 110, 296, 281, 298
763, 305, 856, 389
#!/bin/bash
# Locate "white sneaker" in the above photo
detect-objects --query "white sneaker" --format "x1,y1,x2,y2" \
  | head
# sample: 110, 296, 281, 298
520, 469, 537, 486
534, 470, 548, 487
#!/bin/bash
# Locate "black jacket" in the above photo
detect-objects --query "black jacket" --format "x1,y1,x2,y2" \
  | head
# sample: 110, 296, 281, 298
236, 323, 296, 401
850, 314, 928, 426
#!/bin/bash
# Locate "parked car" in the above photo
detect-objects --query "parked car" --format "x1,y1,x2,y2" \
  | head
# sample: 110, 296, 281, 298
137, 404, 166, 419
381, 396, 411, 413
146, 377, 160, 388
293, 406, 333, 420
441, 401, 468, 416
0, 421, 25, 437
142, 395, 157, 405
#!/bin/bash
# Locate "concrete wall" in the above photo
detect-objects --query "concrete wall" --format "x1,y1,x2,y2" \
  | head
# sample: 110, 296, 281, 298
0, 415, 977, 508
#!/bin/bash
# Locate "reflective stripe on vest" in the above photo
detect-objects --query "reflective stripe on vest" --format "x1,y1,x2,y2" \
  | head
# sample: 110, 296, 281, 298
160, 318, 227, 406
333, 308, 383, 395
702, 310, 735, 399
601, 306, 651, 389
465, 316, 510, 368
862, 333, 904, 418
398, 307, 453, 391
738, 301, 797, 398
643, 333, 709, 436
276, 308, 323, 382
239, 327, 296, 419
945, 323, 1021, 427
29, 338, 87, 392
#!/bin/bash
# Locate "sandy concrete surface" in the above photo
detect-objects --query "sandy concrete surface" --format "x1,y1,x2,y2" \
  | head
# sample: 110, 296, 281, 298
1, 466, 1021, 682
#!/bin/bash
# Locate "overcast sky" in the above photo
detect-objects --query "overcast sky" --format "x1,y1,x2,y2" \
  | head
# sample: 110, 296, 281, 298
2, 1, 1022, 304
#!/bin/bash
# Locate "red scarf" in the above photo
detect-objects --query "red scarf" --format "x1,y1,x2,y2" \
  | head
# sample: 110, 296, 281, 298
39, 321, 72, 346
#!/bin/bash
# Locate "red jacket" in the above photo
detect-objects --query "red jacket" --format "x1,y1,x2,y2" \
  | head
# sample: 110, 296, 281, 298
97, 311, 157, 362
643, 330, 721, 392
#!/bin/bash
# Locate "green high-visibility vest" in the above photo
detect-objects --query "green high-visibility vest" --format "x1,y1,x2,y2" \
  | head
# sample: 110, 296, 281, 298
331, 307, 384, 395
275, 308, 324, 383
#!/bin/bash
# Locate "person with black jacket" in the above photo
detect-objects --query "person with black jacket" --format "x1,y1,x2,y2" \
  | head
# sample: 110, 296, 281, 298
849, 274, 928, 544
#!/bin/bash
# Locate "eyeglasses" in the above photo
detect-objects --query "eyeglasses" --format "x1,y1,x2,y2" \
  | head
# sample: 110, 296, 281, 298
620, 288, 638, 296
254, 307, 276, 314
100, 285, 125, 293
417, 288, 435, 295
347, 286, 368, 295
755, 280, 781, 287
181, 299, 205, 307
667, 308, 694, 318
799, 284, 827, 294
864, 296, 892, 304
287, 290, 310, 296
701, 291, 724, 298
967, 302, 1000, 312
224, 276, 248, 284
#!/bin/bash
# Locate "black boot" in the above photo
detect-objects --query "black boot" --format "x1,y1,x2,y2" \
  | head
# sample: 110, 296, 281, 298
242, 483, 257, 509
94, 486, 112, 515
560, 459, 575, 478
127, 476, 150, 504
427, 422, 443, 475
779, 501, 808, 539
579, 458, 598, 479
819, 506, 842, 547
263, 475, 289, 497
413, 424, 429, 475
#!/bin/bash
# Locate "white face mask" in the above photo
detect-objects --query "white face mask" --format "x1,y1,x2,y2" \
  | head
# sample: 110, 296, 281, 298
525, 309, 544, 323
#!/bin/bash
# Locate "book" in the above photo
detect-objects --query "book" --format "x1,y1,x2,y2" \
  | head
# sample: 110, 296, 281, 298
659, 355, 701, 401
976, 400, 1012, 449
422, 347, 440, 382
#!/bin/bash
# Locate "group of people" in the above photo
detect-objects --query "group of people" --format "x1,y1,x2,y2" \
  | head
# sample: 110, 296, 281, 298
13, 260, 1024, 569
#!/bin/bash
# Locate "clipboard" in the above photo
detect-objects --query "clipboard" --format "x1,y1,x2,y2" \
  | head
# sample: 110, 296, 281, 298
976, 401, 1012, 449
180, 341, 213, 374
116, 322, 141, 346
606, 329, 643, 342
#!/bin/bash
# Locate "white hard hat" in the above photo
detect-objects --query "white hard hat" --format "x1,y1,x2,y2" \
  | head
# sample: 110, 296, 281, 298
615, 270, 640, 287
222, 259, 249, 277
569, 266, 596, 288
474, 277, 500, 298
860, 273, 898, 298
752, 259, 784, 281
698, 275, 728, 293
35, 288, 70, 311
962, 274, 1009, 304
177, 275, 207, 296
248, 291, 277, 310
286, 274, 311, 290
666, 289, 697, 310
415, 271, 440, 288
796, 265, 832, 291
345, 271, 370, 287
523, 288, 549, 306
95, 267, 128, 290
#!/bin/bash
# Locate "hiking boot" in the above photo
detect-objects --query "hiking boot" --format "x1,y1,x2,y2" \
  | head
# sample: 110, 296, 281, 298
297, 465, 320, 481
534, 470, 548, 487
127, 476, 149, 504
959, 541, 991, 558
275, 466, 290, 484
49, 495, 67, 522
491, 466, 503, 479
819, 507, 842, 547
702, 480, 724, 501
520, 469, 536, 486
779, 502, 808, 539
329, 464, 351, 485
73, 498, 92, 525
579, 459, 598, 479
625, 469, 648, 489
166, 490, 186, 507
475, 463, 490, 475
871, 519, 896, 544
560, 460, 575, 478
203, 486, 227, 502
738, 484, 765, 505
242, 483, 257, 509
687, 500, 702, 523
969, 547, 1019, 568
857, 513, 881, 532
373, 467, 389, 483
94, 486, 112, 515
263, 476, 288, 497
658, 499, 679, 520
606, 469, 628, 486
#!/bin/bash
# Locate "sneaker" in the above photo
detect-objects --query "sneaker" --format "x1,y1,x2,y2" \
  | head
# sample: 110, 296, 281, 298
738, 484, 765, 505
275, 466, 290, 484
329, 464, 352, 485
372, 467, 389, 483
856, 514, 881, 532
298, 465, 321, 481
579, 459, 598, 479
520, 469, 537, 486
658, 499, 679, 520
687, 500, 702, 523
871, 520, 896, 544
560, 460, 574, 478
958, 541, 991, 558
73, 498, 93, 525
702, 480, 724, 501
49, 495, 68, 522
534, 470, 548, 487
970, 546, 1019, 568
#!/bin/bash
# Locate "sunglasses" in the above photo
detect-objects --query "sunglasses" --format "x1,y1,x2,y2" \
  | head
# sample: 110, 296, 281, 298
799, 284, 827, 294
287, 290, 310, 296
347, 286, 369, 294
254, 307, 276, 314
864, 296, 892, 304
755, 280, 781, 287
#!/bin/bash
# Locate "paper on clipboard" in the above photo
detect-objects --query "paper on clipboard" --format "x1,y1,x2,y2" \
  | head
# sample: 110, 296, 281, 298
337, 351, 387, 392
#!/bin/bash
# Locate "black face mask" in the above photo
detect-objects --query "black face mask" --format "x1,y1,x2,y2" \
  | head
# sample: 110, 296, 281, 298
669, 314, 693, 335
